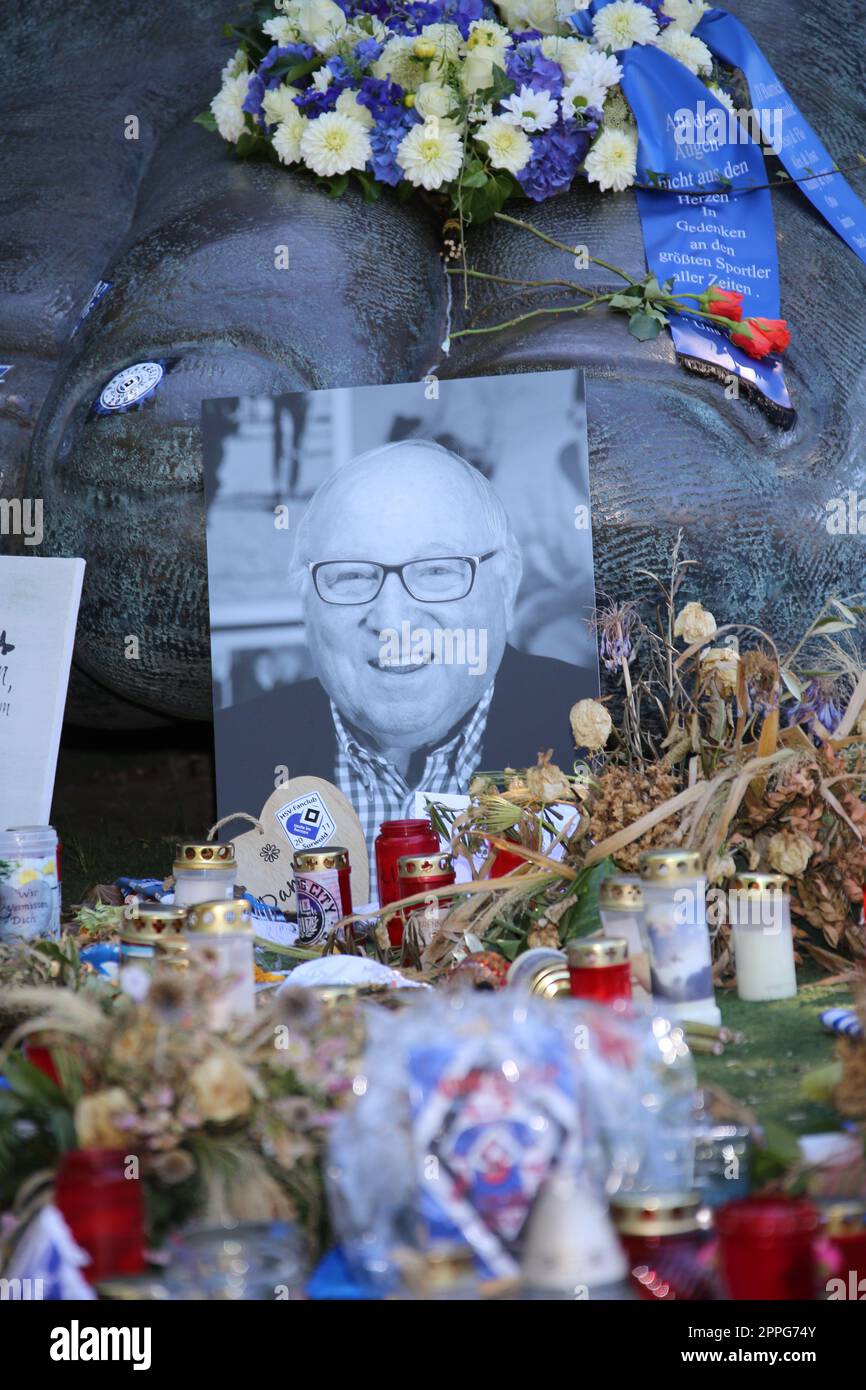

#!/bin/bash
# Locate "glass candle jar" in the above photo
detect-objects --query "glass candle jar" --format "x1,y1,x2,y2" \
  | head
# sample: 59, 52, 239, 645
395, 853, 455, 945
184, 898, 255, 1030
639, 849, 721, 1027
728, 872, 797, 1001
822, 1201, 866, 1296
506, 947, 571, 999
610, 1191, 718, 1301
0, 825, 61, 942
375, 819, 439, 910
488, 842, 528, 878
567, 937, 632, 1006
598, 875, 644, 959
716, 1195, 819, 1299
293, 847, 353, 948
55, 1148, 145, 1284
119, 903, 187, 971
172, 840, 237, 907
694, 1124, 753, 1207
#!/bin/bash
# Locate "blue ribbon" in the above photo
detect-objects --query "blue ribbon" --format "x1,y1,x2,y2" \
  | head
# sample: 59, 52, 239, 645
697, 9, 866, 267
618, 42, 792, 414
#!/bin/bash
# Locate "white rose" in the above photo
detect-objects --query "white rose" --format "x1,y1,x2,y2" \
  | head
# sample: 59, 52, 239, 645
461, 46, 497, 96
701, 646, 740, 697
569, 699, 613, 752
674, 601, 717, 646
415, 81, 453, 121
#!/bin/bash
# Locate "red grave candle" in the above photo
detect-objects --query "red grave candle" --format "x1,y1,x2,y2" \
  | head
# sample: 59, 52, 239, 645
716, 1195, 819, 1300
55, 1147, 146, 1284
375, 819, 439, 910
567, 937, 632, 1006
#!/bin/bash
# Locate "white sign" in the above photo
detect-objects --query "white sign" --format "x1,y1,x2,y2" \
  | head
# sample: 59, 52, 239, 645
274, 790, 336, 851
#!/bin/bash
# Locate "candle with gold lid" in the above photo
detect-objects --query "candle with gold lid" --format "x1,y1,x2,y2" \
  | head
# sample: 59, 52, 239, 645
184, 897, 254, 1029
598, 875, 644, 959
639, 849, 721, 1027
727, 871, 797, 1002
172, 841, 237, 907
506, 947, 571, 999
119, 903, 186, 970
567, 936, 632, 1005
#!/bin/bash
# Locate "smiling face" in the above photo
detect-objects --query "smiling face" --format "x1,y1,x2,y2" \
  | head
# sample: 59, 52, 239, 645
299, 444, 520, 753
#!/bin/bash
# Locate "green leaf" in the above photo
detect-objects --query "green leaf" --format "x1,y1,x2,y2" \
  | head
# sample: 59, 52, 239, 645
643, 274, 663, 301
397, 179, 416, 203
479, 63, 516, 105
609, 291, 642, 311
457, 169, 515, 225
780, 667, 804, 701
558, 859, 617, 943
832, 598, 860, 626
628, 309, 664, 341
315, 173, 349, 199
808, 616, 854, 635
234, 131, 270, 160
461, 164, 490, 189
3, 1051, 68, 1107
353, 170, 381, 204
193, 111, 218, 132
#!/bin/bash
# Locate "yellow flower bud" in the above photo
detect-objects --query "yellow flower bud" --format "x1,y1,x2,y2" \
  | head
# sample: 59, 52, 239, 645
413, 39, 436, 59
404, 93, 416, 107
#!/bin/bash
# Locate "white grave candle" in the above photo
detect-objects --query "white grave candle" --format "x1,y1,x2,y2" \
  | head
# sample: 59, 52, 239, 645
728, 872, 797, 1002
639, 849, 721, 1027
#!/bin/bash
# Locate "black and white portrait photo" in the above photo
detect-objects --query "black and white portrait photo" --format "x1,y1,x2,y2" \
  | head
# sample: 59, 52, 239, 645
204, 369, 600, 876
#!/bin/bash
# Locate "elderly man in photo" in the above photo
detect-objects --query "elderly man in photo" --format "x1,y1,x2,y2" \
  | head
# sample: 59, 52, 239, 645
215, 440, 598, 863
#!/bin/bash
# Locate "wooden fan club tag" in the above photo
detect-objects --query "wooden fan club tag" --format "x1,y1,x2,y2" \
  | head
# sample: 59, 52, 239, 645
230, 775, 369, 916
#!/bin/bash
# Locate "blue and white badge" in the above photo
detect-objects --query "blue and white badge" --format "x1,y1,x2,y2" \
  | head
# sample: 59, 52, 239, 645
0, 366, 11, 382
91, 360, 167, 416
275, 791, 336, 851
71, 279, 112, 337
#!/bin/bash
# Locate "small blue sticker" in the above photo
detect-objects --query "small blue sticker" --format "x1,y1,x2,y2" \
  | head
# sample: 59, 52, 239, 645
0, 366, 11, 382
91, 360, 167, 417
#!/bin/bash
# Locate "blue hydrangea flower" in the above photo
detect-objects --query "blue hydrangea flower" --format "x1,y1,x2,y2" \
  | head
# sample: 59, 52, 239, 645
354, 37, 384, 65
293, 55, 355, 116
518, 112, 599, 201
506, 43, 565, 99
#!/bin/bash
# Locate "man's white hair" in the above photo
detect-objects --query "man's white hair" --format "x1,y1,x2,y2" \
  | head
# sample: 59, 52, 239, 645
290, 438, 522, 584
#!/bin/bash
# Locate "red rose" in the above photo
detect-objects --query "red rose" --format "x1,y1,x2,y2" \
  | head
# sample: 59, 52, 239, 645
702, 286, 744, 321
750, 317, 791, 353
730, 318, 775, 360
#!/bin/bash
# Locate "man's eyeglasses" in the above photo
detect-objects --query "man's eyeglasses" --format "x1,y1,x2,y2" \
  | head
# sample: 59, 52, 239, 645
310, 551, 498, 605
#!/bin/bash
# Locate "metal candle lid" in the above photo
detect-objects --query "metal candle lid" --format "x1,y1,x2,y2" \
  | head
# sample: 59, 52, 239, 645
184, 900, 252, 936
639, 849, 703, 884
568, 937, 629, 969
397, 852, 454, 877
727, 872, 789, 895
174, 841, 236, 872
293, 847, 350, 872
610, 1191, 710, 1238
599, 876, 643, 911
821, 1201, 866, 1237
121, 903, 187, 945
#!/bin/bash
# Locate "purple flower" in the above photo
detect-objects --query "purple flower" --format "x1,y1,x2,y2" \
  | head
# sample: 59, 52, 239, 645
506, 43, 565, 99
785, 679, 843, 743
293, 55, 354, 116
354, 37, 384, 65
243, 43, 316, 127
518, 113, 599, 202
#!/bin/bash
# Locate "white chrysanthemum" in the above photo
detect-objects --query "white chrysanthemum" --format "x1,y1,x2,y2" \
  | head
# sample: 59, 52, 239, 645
263, 16, 301, 46
593, 0, 659, 50
262, 83, 301, 127
335, 88, 375, 129
374, 36, 425, 91
221, 48, 248, 83
499, 84, 559, 133
299, 111, 371, 176
272, 111, 307, 165
540, 36, 590, 76
210, 71, 250, 144
396, 120, 464, 190
415, 81, 454, 121
467, 99, 494, 124
661, 0, 709, 34
562, 52, 622, 114
655, 27, 713, 74
583, 126, 638, 192
475, 116, 532, 173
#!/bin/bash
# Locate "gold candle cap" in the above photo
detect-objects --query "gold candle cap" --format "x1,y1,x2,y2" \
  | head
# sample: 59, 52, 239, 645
121, 903, 188, 944
174, 841, 236, 872
599, 876, 643, 911
567, 936, 629, 969
610, 1191, 710, 1238
397, 852, 454, 877
292, 846, 350, 872
821, 1201, 866, 1237
529, 963, 571, 999
639, 849, 703, 884
184, 900, 252, 936
728, 872, 789, 895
